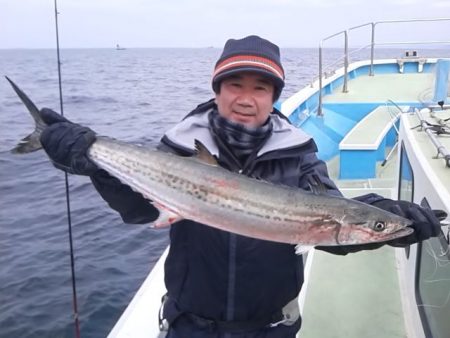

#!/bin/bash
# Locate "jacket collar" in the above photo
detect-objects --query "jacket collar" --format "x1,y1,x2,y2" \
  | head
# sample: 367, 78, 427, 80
163, 108, 311, 157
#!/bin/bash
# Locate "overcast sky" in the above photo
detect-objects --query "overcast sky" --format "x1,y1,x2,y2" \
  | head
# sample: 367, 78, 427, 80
1, 0, 449, 48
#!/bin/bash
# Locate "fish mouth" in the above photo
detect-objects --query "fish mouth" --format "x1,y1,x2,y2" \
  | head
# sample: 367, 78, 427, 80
337, 223, 414, 245
379, 227, 414, 241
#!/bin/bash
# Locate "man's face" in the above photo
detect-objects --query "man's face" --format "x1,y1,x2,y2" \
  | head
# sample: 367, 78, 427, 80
215, 72, 275, 128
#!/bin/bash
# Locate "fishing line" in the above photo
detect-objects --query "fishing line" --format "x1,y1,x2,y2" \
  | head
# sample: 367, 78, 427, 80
54, 1, 81, 337
416, 241, 450, 309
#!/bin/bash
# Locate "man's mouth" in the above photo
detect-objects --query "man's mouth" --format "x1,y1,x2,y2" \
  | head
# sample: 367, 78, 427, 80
233, 110, 255, 117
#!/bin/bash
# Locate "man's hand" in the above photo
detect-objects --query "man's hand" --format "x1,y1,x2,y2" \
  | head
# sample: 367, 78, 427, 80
373, 199, 445, 246
40, 108, 98, 176
317, 198, 446, 255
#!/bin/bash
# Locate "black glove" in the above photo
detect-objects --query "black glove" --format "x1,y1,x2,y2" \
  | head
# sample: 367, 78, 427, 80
372, 199, 444, 246
316, 242, 384, 256
40, 108, 98, 176
91, 170, 160, 224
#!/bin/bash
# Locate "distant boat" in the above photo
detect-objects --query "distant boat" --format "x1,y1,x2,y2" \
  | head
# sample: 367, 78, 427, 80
116, 44, 126, 50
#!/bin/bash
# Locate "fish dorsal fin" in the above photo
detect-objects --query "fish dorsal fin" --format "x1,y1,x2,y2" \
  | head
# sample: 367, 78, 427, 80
307, 174, 328, 195
194, 139, 219, 166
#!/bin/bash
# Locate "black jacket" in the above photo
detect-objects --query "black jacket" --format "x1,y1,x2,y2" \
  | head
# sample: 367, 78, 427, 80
90, 100, 381, 323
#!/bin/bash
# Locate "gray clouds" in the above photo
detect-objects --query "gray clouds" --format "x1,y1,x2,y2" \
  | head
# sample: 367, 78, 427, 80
0, 0, 448, 48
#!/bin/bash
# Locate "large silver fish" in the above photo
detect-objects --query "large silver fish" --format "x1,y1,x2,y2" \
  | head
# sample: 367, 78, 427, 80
7, 76, 413, 252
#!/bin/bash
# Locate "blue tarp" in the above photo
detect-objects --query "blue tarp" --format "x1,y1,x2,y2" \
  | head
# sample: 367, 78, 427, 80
433, 59, 450, 103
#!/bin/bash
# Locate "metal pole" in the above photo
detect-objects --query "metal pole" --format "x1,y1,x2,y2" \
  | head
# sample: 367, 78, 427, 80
343, 30, 349, 93
318, 43, 323, 116
370, 22, 375, 76
416, 109, 450, 167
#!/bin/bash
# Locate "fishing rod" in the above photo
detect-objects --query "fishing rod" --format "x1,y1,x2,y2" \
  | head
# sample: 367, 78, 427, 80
53, 1, 81, 337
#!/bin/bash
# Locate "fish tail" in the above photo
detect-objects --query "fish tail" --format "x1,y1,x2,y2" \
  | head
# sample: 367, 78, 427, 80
5, 76, 47, 154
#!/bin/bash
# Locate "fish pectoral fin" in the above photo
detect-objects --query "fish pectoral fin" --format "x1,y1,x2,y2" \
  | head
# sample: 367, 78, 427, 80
150, 203, 183, 228
294, 244, 314, 255
306, 174, 328, 195
194, 139, 219, 166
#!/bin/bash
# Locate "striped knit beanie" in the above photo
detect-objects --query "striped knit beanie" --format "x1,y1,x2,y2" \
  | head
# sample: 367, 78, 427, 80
212, 35, 285, 101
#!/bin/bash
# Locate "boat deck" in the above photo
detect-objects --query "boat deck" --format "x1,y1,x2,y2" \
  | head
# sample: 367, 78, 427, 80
299, 247, 406, 338
323, 72, 435, 103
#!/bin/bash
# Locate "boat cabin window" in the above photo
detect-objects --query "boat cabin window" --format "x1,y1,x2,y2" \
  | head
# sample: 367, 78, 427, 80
401, 144, 450, 337
416, 200, 450, 338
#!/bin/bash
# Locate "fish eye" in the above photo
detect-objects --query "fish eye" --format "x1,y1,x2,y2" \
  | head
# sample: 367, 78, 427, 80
373, 221, 386, 232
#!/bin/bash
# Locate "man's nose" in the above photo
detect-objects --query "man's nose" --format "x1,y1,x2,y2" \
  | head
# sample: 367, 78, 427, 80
236, 90, 254, 106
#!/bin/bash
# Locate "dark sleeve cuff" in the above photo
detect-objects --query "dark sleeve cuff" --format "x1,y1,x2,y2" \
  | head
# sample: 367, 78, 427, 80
352, 193, 386, 205
316, 242, 385, 255
90, 170, 159, 224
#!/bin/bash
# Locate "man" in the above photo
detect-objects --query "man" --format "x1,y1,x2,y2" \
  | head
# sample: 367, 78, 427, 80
39, 35, 441, 337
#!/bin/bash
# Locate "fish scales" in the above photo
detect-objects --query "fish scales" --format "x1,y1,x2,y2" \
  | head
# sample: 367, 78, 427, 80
88, 137, 411, 246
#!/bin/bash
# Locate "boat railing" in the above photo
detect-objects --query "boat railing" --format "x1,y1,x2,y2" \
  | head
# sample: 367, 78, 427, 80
313, 44, 372, 85
317, 18, 450, 116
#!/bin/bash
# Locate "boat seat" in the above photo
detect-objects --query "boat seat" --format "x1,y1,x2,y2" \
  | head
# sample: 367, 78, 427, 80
396, 57, 427, 73
339, 105, 410, 179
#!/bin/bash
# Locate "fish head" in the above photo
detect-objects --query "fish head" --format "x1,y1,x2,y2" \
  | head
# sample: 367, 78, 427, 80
336, 204, 414, 245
